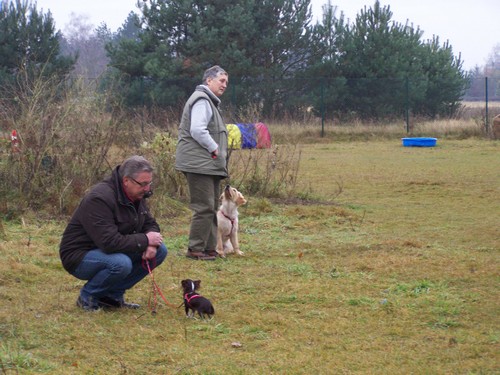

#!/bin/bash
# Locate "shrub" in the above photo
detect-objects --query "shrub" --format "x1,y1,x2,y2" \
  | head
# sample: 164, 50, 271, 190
0, 71, 129, 217
227, 144, 302, 198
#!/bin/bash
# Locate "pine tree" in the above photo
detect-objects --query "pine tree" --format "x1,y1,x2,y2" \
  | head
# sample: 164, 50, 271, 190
0, 0, 74, 87
106, 0, 315, 112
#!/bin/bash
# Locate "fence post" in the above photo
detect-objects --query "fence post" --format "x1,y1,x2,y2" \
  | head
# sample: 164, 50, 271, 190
140, 77, 145, 134
321, 80, 325, 138
405, 77, 410, 134
232, 79, 236, 108
485, 77, 489, 135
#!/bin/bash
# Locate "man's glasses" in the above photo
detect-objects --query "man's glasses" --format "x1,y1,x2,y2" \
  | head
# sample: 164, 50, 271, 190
129, 177, 153, 188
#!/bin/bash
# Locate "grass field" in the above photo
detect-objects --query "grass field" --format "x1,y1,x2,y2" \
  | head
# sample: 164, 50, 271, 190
1, 138, 499, 374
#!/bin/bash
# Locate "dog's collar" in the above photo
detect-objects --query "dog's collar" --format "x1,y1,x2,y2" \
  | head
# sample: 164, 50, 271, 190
221, 210, 235, 222
221, 210, 236, 235
184, 293, 201, 305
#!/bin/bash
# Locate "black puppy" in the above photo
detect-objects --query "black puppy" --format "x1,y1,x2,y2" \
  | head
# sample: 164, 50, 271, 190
181, 279, 215, 319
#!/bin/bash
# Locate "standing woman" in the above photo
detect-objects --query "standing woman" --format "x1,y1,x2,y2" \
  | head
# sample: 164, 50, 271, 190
175, 66, 229, 260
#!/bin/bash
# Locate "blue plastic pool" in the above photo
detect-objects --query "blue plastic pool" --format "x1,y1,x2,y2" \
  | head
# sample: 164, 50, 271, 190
402, 137, 437, 147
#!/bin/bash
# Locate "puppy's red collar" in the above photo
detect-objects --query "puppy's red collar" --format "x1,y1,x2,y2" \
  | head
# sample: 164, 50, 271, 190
221, 210, 236, 233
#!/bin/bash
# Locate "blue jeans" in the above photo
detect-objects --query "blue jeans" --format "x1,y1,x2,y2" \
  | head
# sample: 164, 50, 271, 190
71, 243, 167, 304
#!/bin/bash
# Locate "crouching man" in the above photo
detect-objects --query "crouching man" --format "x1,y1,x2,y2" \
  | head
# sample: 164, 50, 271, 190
59, 155, 167, 311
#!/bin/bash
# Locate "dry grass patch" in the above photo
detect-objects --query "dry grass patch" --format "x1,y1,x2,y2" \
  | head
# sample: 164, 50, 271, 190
266, 116, 487, 144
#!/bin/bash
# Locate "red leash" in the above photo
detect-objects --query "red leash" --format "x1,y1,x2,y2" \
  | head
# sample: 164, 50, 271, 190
142, 259, 177, 313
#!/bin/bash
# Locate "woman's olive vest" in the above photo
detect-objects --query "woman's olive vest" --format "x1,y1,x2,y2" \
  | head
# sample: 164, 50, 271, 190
175, 87, 228, 177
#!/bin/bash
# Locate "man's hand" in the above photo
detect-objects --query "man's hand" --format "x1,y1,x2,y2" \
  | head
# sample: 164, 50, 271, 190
142, 245, 157, 260
146, 231, 163, 247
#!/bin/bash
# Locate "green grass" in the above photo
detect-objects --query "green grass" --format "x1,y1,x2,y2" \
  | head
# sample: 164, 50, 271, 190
1, 138, 499, 374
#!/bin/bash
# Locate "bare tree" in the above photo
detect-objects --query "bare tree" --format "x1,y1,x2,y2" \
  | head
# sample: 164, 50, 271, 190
484, 43, 500, 76
60, 13, 111, 80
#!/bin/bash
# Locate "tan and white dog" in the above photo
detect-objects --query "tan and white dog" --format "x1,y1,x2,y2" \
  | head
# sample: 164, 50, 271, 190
216, 185, 247, 258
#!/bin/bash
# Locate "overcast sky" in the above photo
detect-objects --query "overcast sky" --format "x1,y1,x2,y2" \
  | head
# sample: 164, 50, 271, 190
33, 0, 499, 71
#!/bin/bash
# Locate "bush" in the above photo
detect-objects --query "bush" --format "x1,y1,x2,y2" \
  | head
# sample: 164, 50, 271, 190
0, 66, 305, 220
227, 144, 302, 198
0, 72, 132, 217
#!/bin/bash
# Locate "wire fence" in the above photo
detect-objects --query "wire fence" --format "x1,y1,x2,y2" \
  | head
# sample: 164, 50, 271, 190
224, 76, 499, 134
126, 76, 499, 127
463, 77, 500, 135
2, 75, 499, 136
464, 77, 500, 102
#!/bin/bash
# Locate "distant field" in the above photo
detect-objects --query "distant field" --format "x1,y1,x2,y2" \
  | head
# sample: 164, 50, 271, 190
462, 100, 500, 108
460, 101, 500, 121
0, 138, 498, 374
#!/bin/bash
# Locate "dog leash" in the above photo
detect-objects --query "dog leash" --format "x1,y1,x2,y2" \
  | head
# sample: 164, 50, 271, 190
142, 259, 177, 313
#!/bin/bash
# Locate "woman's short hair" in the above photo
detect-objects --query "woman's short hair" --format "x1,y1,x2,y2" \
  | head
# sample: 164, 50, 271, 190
119, 155, 153, 179
203, 65, 227, 84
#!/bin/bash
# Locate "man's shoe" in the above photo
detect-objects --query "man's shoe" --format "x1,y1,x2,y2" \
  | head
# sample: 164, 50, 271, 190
205, 250, 219, 258
98, 296, 141, 309
121, 301, 141, 309
76, 296, 99, 311
186, 250, 216, 260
